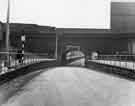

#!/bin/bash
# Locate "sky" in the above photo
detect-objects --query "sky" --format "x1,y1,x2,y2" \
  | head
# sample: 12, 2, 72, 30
0, 0, 111, 29
112, 0, 135, 2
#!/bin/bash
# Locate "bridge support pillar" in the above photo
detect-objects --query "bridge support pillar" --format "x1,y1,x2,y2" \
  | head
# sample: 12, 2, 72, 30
56, 32, 64, 64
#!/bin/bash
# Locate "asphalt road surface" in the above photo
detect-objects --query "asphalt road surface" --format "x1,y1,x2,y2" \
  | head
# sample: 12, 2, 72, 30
0, 67, 134, 106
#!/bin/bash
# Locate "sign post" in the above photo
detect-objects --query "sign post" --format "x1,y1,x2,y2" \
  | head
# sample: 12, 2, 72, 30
21, 35, 26, 63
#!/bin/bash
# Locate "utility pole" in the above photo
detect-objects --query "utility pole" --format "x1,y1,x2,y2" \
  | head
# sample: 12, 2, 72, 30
6, 0, 10, 68
55, 33, 58, 60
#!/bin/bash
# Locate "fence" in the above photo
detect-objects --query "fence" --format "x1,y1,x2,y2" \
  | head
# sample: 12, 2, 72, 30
0, 52, 56, 74
98, 55, 135, 62
89, 55, 135, 70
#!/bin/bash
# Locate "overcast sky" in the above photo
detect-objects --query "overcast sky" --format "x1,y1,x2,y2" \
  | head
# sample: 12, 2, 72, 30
0, 0, 111, 28
112, 0, 135, 2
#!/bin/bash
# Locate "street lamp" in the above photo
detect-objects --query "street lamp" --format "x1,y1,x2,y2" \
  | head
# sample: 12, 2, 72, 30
5, 0, 10, 68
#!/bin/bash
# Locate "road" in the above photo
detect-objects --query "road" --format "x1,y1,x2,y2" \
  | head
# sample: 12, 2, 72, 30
0, 66, 134, 106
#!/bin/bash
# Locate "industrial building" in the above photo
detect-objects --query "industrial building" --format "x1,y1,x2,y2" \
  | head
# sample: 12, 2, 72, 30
0, 2, 135, 57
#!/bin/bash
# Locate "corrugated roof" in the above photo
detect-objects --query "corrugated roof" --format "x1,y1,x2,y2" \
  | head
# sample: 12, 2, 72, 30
2, 23, 56, 34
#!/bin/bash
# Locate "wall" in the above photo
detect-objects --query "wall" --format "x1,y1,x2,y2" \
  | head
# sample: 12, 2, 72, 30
62, 35, 128, 55
0, 22, 2, 40
111, 2, 135, 54
111, 2, 135, 32
0, 22, 5, 53
10, 33, 56, 54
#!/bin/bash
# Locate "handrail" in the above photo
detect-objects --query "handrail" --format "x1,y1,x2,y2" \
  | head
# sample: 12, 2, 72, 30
89, 54, 135, 70
97, 54, 135, 62
0, 52, 48, 56
98, 54, 135, 56
0, 52, 56, 74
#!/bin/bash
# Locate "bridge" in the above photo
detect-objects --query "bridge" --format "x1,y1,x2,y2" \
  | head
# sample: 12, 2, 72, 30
0, 24, 135, 106
0, 50, 134, 106
0, 26, 135, 106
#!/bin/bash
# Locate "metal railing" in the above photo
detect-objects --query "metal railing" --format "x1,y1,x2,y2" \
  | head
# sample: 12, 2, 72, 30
89, 55, 135, 70
98, 55, 135, 62
0, 52, 56, 74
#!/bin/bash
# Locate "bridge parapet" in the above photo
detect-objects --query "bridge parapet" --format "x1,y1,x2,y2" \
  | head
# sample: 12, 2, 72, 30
87, 54, 135, 80
0, 52, 56, 75
88, 54, 135, 70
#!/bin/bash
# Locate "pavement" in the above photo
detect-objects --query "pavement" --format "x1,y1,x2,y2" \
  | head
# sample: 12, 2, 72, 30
0, 66, 134, 106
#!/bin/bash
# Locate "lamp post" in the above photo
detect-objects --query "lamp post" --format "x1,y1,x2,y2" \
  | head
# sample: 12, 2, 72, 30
5, 0, 10, 68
